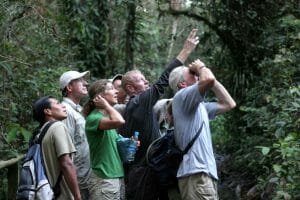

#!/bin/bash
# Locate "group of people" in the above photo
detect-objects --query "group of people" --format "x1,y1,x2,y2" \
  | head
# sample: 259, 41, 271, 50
31, 28, 236, 200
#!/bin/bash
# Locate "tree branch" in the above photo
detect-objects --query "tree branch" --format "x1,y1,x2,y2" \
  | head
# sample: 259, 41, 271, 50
158, 6, 236, 53
0, 54, 32, 66
0, 155, 25, 169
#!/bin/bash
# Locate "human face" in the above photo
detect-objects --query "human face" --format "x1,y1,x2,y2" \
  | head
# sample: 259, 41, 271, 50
113, 79, 127, 103
113, 79, 122, 90
131, 72, 149, 94
47, 98, 67, 120
69, 78, 88, 97
101, 82, 119, 105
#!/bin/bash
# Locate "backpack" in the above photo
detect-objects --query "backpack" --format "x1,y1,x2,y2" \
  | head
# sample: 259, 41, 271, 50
16, 121, 62, 200
146, 123, 203, 188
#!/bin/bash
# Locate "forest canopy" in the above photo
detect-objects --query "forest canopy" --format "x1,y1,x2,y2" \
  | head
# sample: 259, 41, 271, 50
0, 0, 299, 199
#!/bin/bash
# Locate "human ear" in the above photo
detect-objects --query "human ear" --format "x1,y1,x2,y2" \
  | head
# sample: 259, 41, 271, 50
66, 84, 72, 92
44, 108, 51, 116
178, 81, 187, 89
126, 84, 135, 93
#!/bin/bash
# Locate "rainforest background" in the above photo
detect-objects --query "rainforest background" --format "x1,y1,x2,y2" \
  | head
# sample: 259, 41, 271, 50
0, 0, 299, 199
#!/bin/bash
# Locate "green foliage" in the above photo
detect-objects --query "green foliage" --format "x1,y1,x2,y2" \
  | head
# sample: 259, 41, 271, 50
226, 14, 300, 197
211, 115, 234, 153
64, 0, 109, 77
0, 0, 299, 199
272, 133, 300, 199
0, 0, 78, 157
7, 123, 31, 143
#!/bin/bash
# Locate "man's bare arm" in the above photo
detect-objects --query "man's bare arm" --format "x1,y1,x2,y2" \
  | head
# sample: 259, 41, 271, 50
189, 59, 215, 94
59, 154, 81, 200
189, 59, 236, 114
176, 29, 199, 63
211, 80, 236, 115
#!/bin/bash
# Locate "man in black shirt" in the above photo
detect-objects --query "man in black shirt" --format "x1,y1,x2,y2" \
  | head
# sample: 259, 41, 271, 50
119, 29, 199, 200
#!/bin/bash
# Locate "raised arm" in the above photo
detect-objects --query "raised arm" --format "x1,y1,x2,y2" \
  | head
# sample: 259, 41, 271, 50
189, 59, 236, 114
176, 29, 199, 63
147, 29, 200, 103
211, 80, 236, 115
93, 94, 125, 130
189, 59, 215, 94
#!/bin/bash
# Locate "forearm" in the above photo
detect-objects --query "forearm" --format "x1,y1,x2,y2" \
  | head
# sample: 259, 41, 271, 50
211, 80, 236, 114
59, 155, 81, 200
106, 105, 125, 124
176, 48, 194, 64
176, 28, 198, 63
197, 67, 215, 94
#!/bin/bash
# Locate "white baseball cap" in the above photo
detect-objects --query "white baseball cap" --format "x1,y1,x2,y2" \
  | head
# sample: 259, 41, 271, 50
59, 71, 90, 90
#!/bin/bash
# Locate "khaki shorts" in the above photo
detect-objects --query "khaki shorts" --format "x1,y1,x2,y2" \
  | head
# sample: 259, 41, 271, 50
178, 172, 219, 200
89, 172, 125, 200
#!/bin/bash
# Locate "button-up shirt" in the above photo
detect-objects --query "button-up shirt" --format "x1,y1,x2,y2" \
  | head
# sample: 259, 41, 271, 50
62, 97, 91, 188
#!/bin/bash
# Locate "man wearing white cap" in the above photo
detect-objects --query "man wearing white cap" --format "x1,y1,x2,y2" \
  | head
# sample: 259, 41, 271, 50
59, 71, 95, 200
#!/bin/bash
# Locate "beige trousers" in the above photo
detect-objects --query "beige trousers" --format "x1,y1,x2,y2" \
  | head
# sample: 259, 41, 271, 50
178, 172, 219, 200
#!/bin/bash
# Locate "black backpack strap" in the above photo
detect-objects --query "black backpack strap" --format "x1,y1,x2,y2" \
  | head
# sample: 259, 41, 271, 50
53, 172, 63, 197
36, 120, 63, 197
183, 122, 204, 154
37, 120, 57, 144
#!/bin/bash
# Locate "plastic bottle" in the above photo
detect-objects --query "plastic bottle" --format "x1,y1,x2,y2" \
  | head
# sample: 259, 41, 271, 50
126, 131, 139, 162
133, 131, 139, 142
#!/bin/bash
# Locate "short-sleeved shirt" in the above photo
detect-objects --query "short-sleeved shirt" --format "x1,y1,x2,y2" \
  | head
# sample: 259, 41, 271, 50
41, 121, 76, 200
85, 109, 124, 178
172, 84, 218, 180
62, 97, 91, 188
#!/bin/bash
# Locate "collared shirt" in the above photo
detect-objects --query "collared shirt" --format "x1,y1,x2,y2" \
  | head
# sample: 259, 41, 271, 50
62, 97, 91, 188
172, 84, 218, 180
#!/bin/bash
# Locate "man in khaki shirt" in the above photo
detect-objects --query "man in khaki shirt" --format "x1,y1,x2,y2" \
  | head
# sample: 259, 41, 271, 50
33, 96, 81, 200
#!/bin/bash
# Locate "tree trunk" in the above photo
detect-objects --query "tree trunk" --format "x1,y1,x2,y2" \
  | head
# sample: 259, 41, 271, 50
167, 16, 178, 62
125, 0, 136, 71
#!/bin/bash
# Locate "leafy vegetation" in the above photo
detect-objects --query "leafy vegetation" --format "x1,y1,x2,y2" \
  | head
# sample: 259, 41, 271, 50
0, 0, 299, 199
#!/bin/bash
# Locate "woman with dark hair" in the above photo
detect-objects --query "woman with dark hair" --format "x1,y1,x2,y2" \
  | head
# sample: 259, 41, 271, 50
83, 79, 125, 200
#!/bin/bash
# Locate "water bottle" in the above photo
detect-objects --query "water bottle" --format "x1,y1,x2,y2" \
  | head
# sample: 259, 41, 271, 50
126, 131, 139, 162
133, 131, 139, 142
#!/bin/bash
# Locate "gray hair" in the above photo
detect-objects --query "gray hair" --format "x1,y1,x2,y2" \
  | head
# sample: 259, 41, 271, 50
169, 66, 186, 93
153, 98, 172, 125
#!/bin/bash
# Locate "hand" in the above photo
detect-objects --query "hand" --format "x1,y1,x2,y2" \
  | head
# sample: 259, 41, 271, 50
182, 29, 199, 53
135, 140, 141, 150
189, 59, 206, 76
176, 29, 199, 63
93, 95, 110, 109
136, 140, 141, 147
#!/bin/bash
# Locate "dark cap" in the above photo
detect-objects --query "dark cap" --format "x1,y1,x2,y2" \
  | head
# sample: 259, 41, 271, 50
111, 74, 123, 83
33, 96, 52, 125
